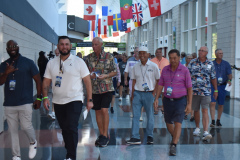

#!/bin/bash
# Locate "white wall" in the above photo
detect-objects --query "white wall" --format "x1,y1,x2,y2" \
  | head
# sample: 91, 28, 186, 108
27, 0, 67, 35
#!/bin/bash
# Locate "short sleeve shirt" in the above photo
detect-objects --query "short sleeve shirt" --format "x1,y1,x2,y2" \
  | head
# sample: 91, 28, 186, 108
44, 54, 89, 104
213, 59, 232, 84
85, 51, 117, 94
118, 61, 127, 75
132, 60, 160, 91
158, 63, 192, 98
124, 58, 139, 79
188, 58, 216, 96
151, 57, 169, 74
0, 54, 39, 106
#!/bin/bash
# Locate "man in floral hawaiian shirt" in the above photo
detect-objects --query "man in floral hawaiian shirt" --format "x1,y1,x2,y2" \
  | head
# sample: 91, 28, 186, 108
85, 37, 117, 147
188, 46, 218, 141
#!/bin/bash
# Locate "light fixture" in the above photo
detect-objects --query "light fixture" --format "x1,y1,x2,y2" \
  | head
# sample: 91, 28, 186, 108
165, 19, 172, 23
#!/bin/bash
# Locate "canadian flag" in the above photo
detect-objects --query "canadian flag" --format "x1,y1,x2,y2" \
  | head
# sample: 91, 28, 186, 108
148, 0, 161, 17
84, 0, 97, 20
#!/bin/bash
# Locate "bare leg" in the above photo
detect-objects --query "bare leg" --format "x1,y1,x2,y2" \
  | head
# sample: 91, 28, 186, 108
101, 108, 109, 137
210, 102, 216, 121
202, 108, 209, 131
172, 122, 182, 144
194, 110, 200, 128
217, 105, 224, 120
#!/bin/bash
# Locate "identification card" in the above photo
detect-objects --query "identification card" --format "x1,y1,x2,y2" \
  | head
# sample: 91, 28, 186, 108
55, 76, 62, 87
218, 77, 223, 84
9, 80, 16, 90
166, 87, 173, 96
142, 83, 150, 92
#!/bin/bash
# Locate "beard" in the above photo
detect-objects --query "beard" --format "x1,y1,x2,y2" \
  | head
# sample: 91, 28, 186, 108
59, 49, 70, 56
8, 51, 19, 59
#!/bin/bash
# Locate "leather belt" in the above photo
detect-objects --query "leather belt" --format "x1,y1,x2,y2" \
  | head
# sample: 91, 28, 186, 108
164, 96, 186, 101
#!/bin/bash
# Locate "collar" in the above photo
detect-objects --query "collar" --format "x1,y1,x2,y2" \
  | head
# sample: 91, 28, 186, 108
197, 57, 210, 63
140, 59, 150, 66
59, 54, 72, 61
167, 62, 182, 71
93, 50, 105, 58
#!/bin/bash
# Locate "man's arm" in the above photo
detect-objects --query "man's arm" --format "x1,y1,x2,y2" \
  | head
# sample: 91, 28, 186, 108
42, 78, 52, 111
32, 73, 42, 109
185, 87, 193, 114
211, 78, 218, 100
83, 75, 93, 111
0, 62, 18, 85
154, 85, 163, 109
124, 72, 129, 85
227, 74, 232, 86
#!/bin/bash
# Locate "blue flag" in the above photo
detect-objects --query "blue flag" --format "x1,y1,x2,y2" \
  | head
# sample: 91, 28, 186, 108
113, 13, 122, 31
121, 20, 127, 31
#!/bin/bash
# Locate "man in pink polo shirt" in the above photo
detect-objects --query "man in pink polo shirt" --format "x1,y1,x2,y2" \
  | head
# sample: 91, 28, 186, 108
151, 48, 169, 114
154, 49, 192, 156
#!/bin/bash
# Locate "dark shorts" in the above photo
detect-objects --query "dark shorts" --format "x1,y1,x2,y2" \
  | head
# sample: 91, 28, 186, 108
120, 75, 130, 87
211, 84, 227, 105
92, 92, 113, 110
163, 96, 187, 124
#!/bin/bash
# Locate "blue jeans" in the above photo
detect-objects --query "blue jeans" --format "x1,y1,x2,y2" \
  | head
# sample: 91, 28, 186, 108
132, 91, 154, 139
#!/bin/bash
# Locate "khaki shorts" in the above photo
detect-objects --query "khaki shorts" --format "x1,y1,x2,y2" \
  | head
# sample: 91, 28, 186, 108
192, 95, 211, 111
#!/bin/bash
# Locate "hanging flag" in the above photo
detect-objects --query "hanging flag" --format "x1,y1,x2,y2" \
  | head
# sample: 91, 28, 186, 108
108, 25, 112, 37
120, 0, 133, 20
125, 19, 131, 33
88, 20, 95, 31
113, 13, 122, 31
108, 7, 113, 25
102, 6, 108, 26
95, 14, 99, 34
113, 32, 119, 37
132, 3, 143, 27
148, 0, 161, 17
84, 0, 97, 20
121, 20, 127, 31
98, 18, 107, 35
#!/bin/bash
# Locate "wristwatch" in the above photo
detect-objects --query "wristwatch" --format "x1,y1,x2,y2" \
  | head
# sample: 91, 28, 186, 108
88, 99, 93, 102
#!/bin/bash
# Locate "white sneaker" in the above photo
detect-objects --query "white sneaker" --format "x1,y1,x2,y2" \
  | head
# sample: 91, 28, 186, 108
48, 113, 55, 120
126, 95, 130, 100
202, 131, 212, 140
119, 97, 122, 101
193, 128, 201, 136
12, 156, 21, 160
29, 140, 37, 159
139, 116, 143, 121
64, 158, 72, 160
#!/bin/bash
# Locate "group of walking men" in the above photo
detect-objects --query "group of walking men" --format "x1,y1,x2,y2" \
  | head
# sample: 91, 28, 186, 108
0, 36, 232, 159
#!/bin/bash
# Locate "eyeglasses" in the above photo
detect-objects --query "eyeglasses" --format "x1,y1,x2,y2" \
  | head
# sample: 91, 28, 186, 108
198, 50, 207, 52
7, 45, 18, 49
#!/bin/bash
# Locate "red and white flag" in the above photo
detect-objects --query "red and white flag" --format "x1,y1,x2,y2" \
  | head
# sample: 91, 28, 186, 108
98, 19, 107, 35
148, 0, 161, 17
108, 7, 113, 25
84, 0, 97, 20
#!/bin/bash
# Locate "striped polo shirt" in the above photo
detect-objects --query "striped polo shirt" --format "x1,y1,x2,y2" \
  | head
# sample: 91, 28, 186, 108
158, 63, 192, 98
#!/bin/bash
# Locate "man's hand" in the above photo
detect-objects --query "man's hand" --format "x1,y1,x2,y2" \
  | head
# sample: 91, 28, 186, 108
184, 104, 191, 114
124, 80, 128, 86
154, 99, 159, 110
90, 72, 96, 79
33, 99, 41, 110
43, 98, 50, 111
130, 95, 134, 102
213, 92, 218, 100
5, 61, 18, 75
98, 74, 108, 80
86, 102, 94, 111
227, 81, 232, 86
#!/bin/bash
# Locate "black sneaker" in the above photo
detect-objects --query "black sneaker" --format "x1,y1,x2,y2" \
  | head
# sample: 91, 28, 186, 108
216, 120, 222, 127
210, 120, 215, 127
147, 136, 153, 144
190, 116, 194, 122
95, 135, 104, 146
98, 136, 109, 147
126, 138, 141, 145
170, 144, 176, 156
110, 107, 114, 114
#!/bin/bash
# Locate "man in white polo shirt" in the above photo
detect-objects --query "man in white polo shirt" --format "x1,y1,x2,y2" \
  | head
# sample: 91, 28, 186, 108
42, 36, 93, 160
126, 46, 160, 145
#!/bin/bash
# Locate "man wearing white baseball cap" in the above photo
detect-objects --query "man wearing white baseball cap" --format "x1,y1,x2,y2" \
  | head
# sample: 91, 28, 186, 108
126, 46, 160, 145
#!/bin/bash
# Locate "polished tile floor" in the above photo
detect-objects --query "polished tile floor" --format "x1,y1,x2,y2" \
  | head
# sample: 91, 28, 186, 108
1, 96, 240, 160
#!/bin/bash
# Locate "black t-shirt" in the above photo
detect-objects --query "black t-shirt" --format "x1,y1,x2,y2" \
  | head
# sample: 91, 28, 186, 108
118, 61, 127, 76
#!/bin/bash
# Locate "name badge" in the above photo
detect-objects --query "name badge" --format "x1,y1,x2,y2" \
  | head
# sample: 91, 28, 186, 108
55, 76, 62, 87
218, 77, 223, 84
166, 87, 173, 96
9, 80, 16, 90
142, 83, 150, 91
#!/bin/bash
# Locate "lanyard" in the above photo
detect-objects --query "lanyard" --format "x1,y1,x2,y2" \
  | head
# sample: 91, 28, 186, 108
170, 65, 179, 86
59, 58, 63, 74
12, 59, 19, 79
140, 64, 148, 82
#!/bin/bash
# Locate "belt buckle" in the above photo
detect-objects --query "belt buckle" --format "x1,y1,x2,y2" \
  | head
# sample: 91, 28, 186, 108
170, 98, 174, 101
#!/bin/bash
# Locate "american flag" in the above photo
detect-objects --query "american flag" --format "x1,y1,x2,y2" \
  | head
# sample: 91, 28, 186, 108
132, 3, 143, 27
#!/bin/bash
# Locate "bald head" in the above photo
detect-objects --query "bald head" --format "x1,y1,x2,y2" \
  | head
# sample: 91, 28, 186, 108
6, 40, 19, 59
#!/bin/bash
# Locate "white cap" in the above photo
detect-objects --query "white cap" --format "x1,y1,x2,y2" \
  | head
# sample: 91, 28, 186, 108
138, 46, 148, 52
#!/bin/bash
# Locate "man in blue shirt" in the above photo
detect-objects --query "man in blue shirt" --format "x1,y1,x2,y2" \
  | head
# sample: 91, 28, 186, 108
210, 49, 232, 127
0, 40, 42, 160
